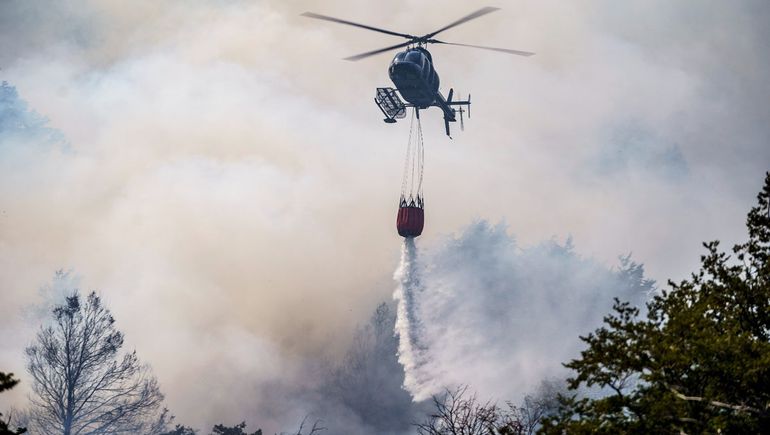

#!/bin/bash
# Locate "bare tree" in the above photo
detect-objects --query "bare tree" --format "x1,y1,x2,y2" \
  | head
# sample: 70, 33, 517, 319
416, 386, 501, 435
415, 383, 564, 435
505, 379, 564, 435
26, 290, 166, 435
281, 416, 326, 435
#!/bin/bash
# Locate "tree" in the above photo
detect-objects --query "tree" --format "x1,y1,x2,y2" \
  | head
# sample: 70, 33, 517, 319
506, 379, 564, 435
415, 381, 564, 435
541, 173, 770, 433
280, 416, 326, 435
0, 372, 27, 434
0, 81, 64, 147
210, 422, 261, 435
160, 425, 197, 435
319, 303, 418, 433
25, 288, 167, 434
416, 386, 501, 435
209, 417, 326, 435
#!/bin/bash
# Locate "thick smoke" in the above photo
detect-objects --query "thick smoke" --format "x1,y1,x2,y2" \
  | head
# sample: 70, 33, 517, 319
310, 302, 427, 435
395, 222, 652, 402
2, 0, 770, 432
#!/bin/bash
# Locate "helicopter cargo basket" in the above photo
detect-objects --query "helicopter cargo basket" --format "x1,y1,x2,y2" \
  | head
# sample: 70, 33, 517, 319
375, 87, 408, 123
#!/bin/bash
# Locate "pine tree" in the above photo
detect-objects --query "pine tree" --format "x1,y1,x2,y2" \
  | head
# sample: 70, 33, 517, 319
0, 372, 27, 434
541, 173, 770, 434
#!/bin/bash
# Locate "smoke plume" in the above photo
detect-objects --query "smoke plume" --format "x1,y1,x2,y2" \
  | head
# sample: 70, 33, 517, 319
3, 0, 770, 432
394, 221, 652, 402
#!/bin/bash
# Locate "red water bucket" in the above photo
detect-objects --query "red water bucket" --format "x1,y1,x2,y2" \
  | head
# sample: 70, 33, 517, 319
397, 205, 424, 238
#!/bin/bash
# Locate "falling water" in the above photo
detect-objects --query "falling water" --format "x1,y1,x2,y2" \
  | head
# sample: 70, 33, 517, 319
393, 238, 433, 400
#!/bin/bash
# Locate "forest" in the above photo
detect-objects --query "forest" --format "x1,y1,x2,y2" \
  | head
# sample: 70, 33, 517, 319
3, 173, 768, 434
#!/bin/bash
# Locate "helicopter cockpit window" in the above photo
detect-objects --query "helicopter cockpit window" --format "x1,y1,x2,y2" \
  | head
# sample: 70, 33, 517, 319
405, 51, 424, 65
391, 52, 407, 66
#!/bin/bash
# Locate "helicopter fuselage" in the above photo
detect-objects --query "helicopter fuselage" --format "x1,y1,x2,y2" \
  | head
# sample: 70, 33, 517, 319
386, 47, 470, 136
388, 47, 440, 108
302, 7, 532, 136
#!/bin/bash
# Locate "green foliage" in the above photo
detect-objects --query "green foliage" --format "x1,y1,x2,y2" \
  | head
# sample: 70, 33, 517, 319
0, 81, 64, 147
211, 422, 262, 435
0, 373, 19, 394
541, 173, 770, 434
160, 424, 197, 435
0, 372, 26, 434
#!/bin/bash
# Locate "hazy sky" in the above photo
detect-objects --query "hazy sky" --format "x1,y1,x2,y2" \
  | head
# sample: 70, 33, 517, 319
1, 0, 769, 431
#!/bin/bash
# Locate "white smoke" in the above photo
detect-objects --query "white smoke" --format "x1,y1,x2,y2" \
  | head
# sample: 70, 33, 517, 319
394, 221, 652, 402
3, 0, 769, 430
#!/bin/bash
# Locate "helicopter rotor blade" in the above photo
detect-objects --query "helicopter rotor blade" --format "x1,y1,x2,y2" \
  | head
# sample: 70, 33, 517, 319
425, 7, 501, 39
301, 12, 414, 39
431, 40, 535, 56
344, 40, 413, 61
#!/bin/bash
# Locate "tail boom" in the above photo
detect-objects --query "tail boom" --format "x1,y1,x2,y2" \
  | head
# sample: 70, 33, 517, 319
435, 88, 470, 137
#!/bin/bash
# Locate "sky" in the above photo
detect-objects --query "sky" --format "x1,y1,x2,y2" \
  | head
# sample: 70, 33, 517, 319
1, 0, 769, 432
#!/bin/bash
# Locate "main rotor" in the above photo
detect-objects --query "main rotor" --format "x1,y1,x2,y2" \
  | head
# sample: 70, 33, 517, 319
301, 6, 534, 61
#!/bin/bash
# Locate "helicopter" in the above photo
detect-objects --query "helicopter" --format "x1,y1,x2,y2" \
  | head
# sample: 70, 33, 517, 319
302, 7, 534, 137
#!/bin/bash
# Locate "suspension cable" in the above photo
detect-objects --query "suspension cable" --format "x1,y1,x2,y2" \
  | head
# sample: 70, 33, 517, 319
400, 109, 416, 202
400, 107, 425, 208
409, 114, 417, 200
416, 114, 425, 203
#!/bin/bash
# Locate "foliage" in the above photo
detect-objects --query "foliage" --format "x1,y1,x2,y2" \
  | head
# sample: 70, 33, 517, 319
0, 81, 64, 147
0, 372, 27, 434
208, 417, 327, 435
506, 379, 564, 435
541, 173, 770, 433
160, 424, 197, 435
0, 373, 19, 394
25, 288, 167, 434
211, 421, 261, 435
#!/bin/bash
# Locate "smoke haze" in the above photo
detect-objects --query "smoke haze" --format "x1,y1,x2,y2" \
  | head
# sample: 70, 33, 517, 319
1, 0, 769, 432
394, 222, 651, 402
